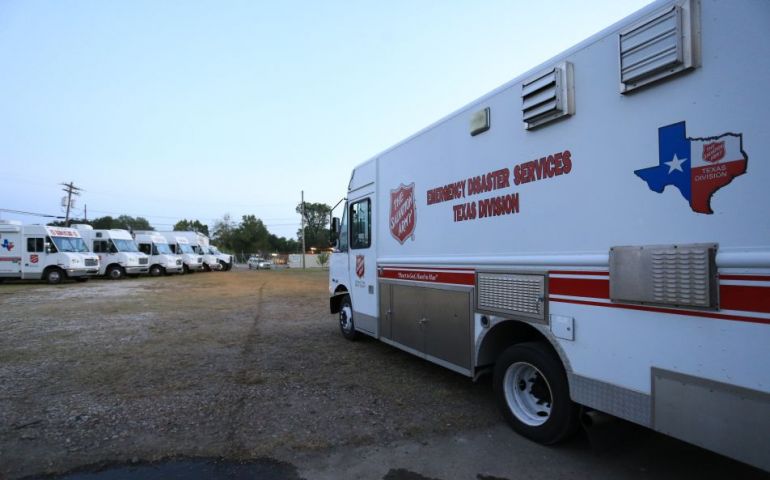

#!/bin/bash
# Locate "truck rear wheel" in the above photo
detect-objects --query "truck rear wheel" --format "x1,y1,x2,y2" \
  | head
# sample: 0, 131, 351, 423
338, 295, 358, 341
45, 268, 64, 285
107, 265, 125, 280
493, 341, 579, 445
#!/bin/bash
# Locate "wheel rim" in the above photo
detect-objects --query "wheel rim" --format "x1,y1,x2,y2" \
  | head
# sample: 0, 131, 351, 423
110, 268, 122, 279
339, 304, 353, 333
49, 271, 61, 283
503, 361, 553, 426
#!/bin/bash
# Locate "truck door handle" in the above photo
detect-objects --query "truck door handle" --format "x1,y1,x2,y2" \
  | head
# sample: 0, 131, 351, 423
418, 317, 428, 326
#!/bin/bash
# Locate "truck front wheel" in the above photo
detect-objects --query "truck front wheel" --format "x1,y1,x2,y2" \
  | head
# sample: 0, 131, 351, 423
338, 295, 358, 341
45, 268, 64, 285
107, 265, 125, 280
149, 265, 163, 277
493, 341, 579, 445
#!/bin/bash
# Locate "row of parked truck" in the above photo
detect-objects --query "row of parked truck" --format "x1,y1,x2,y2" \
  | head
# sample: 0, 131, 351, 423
0, 220, 233, 284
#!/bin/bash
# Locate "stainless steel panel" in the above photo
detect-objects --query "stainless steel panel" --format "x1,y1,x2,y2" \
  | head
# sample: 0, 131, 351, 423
653, 368, 770, 471
423, 288, 472, 370
390, 284, 424, 353
476, 272, 547, 323
379, 282, 392, 340
569, 373, 651, 427
609, 243, 717, 309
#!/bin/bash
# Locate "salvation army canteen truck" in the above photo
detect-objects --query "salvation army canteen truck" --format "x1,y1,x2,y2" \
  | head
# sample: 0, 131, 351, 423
328, 0, 770, 470
0, 221, 100, 284
73, 225, 150, 279
133, 231, 183, 276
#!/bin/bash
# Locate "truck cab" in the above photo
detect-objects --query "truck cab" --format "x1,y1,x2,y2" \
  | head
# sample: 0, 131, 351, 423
161, 234, 203, 273
133, 232, 183, 276
0, 221, 100, 284
73, 225, 150, 279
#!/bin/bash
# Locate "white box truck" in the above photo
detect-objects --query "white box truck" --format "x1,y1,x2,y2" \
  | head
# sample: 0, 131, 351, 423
73, 224, 150, 279
133, 231, 183, 276
328, 0, 770, 470
157, 232, 203, 273
162, 231, 222, 272
207, 245, 233, 271
0, 220, 100, 284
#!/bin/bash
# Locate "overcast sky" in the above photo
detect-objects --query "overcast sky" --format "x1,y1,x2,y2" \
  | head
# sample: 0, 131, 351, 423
0, 0, 652, 239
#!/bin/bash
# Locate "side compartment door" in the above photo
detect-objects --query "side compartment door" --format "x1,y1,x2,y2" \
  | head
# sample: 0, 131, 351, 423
348, 195, 377, 335
329, 202, 350, 296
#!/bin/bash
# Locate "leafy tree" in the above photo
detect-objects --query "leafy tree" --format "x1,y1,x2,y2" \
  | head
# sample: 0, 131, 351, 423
212, 213, 236, 248
317, 251, 330, 268
174, 219, 209, 235
296, 202, 331, 250
48, 215, 152, 230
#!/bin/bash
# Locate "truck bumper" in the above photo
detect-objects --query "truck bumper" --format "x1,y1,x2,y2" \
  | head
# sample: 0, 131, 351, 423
67, 269, 93, 278
126, 266, 149, 274
165, 266, 183, 274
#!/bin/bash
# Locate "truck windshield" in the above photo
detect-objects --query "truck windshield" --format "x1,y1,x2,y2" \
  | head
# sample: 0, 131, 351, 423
155, 243, 172, 254
209, 246, 221, 254
51, 236, 89, 253
113, 239, 139, 252
178, 244, 194, 254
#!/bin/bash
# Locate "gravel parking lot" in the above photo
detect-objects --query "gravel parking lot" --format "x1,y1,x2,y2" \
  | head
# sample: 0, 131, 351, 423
0, 269, 764, 479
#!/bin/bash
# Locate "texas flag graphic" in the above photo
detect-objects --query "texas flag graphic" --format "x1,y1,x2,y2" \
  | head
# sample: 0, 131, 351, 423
635, 122, 748, 214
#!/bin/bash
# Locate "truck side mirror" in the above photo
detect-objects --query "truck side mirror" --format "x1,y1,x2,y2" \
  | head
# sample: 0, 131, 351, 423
331, 217, 340, 233
45, 243, 51, 254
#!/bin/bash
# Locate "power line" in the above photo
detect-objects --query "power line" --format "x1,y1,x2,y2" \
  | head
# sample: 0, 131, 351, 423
0, 208, 65, 218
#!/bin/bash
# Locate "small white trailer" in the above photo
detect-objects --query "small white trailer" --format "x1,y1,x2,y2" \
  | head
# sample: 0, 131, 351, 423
73, 224, 149, 279
0, 221, 100, 284
132, 231, 183, 276
328, 0, 770, 470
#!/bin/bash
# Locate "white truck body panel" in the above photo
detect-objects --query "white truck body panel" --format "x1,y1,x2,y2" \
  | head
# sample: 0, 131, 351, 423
329, 0, 770, 470
72, 225, 150, 276
0, 221, 99, 281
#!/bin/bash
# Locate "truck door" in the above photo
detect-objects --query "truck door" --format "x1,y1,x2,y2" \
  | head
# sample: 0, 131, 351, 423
347, 195, 377, 335
23, 236, 45, 278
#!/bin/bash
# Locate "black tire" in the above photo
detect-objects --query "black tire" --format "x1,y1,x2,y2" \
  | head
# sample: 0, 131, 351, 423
183, 264, 189, 274
493, 341, 579, 445
203, 263, 211, 272
75, 277, 89, 283
106, 265, 125, 280
149, 265, 163, 277
45, 268, 64, 285
338, 295, 358, 341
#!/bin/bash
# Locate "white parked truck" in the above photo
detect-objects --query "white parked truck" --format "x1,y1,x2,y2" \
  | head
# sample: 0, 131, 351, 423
73, 224, 149, 279
161, 231, 222, 271
328, 0, 770, 470
133, 231, 183, 276
157, 232, 203, 273
207, 245, 233, 271
0, 221, 100, 284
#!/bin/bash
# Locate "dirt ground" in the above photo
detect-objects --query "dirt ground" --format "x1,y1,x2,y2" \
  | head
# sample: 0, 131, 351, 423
0, 269, 764, 479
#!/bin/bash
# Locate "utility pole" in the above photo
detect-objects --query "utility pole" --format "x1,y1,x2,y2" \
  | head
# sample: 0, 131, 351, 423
301, 190, 306, 269
60, 181, 82, 227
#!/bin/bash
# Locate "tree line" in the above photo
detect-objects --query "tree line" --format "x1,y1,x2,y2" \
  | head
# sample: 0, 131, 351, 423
50, 201, 335, 256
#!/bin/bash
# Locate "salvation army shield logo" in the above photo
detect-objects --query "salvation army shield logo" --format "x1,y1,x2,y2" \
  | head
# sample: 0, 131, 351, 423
355, 255, 365, 278
389, 183, 416, 244
30, 254, 39, 264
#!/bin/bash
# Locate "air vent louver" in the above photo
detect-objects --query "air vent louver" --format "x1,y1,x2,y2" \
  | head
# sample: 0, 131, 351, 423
521, 62, 574, 130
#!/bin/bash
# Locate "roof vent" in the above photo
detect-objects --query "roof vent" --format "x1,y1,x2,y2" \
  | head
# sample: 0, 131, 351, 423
619, 0, 699, 93
521, 61, 574, 130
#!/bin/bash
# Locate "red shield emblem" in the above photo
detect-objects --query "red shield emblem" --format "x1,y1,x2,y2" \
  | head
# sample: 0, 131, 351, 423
30, 254, 39, 264
389, 183, 416, 244
702, 141, 726, 163
355, 255, 365, 278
